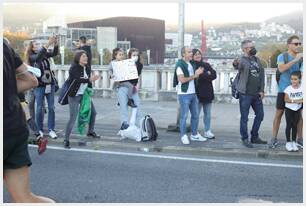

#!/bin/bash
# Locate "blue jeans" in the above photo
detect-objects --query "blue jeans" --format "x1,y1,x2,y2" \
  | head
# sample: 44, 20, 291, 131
199, 102, 212, 132
34, 85, 55, 131
117, 86, 142, 127
239, 94, 264, 140
178, 94, 199, 137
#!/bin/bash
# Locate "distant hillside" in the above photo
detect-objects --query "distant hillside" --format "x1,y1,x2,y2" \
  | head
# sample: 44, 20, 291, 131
265, 10, 303, 32
166, 22, 261, 34
166, 10, 303, 34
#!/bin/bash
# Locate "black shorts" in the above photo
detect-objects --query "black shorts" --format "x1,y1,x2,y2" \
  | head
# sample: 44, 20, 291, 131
3, 130, 32, 170
276, 92, 285, 110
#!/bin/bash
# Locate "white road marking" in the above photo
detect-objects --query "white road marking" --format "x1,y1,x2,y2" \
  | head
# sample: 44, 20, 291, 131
29, 145, 303, 169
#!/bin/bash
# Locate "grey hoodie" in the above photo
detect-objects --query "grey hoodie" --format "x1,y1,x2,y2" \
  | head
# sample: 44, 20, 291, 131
237, 56, 265, 94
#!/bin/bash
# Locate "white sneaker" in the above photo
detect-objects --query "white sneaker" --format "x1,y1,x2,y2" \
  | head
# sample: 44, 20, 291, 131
285, 142, 293, 152
292, 141, 299, 151
204, 130, 215, 139
39, 130, 44, 138
49, 130, 57, 139
190, 133, 207, 142
181, 134, 190, 145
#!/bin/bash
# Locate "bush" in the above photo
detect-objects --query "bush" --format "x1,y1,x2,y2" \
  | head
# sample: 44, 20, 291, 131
53, 48, 75, 65
4, 31, 30, 60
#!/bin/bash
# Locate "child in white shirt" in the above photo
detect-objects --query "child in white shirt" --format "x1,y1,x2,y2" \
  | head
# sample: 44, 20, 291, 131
284, 71, 303, 152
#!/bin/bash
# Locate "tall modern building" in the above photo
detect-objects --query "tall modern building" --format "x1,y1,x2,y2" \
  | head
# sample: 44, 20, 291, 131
68, 17, 165, 64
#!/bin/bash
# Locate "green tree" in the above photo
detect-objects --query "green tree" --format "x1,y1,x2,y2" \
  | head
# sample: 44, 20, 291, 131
91, 48, 100, 65
270, 49, 283, 68
53, 48, 74, 65
257, 43, 287, 68
103, 48, 112, 65
4, 30, 30, 60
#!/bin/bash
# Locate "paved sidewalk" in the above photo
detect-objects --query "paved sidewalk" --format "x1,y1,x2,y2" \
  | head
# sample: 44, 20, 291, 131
34, 98, 303, 160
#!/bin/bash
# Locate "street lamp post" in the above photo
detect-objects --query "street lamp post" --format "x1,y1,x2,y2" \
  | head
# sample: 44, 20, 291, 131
167, 0, 189, 132
178, 0, 185, 58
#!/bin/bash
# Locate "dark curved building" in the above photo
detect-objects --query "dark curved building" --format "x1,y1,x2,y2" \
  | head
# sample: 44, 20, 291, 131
68, 17, 165, 64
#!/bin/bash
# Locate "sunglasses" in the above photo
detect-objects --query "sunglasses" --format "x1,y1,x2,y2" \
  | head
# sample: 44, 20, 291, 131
290, 43, 302, 46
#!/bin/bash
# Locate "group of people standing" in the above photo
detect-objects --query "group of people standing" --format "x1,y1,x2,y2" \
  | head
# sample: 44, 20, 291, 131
17, 34, 304, 152
271, 35, 303, 151
174, 35, 303, 151
3, 33, 303, 203
173, 47, 217, 144
3, 35, 145, 203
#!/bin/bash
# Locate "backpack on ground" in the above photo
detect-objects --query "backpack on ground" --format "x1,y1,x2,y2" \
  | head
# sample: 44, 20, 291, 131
276, 52, 303, 84
140, 115, 158, 141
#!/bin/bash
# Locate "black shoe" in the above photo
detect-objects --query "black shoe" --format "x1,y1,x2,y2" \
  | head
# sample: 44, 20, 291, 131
120, 122, 129, 130
87, 132, 101, 138
251, 137, 267, 144
268, 138, 278, 149
64, 140, 70, 149
127, 99, 137, 108
242, 139, 253, 148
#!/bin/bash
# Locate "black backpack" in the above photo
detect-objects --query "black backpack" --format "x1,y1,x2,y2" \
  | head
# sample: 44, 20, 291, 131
276, 52, 303, 84
140, 115, 158, 141
230, 71, 240, 99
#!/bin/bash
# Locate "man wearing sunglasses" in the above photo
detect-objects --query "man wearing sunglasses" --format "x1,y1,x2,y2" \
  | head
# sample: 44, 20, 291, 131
270, 35, 303, 148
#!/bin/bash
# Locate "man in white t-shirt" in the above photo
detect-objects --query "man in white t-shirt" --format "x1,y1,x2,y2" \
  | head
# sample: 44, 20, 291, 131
173, 46, 206, 144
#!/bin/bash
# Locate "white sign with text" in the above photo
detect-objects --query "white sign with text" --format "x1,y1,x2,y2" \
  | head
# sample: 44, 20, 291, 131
111, 59, 138, 82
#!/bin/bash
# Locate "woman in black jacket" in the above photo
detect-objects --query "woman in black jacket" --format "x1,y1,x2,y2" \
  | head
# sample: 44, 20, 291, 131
192, 49, 217, 139
25, 36, 59, 139
63, 50, 100, 148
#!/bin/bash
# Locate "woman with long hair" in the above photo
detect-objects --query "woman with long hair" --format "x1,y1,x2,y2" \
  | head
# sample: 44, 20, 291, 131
63, 50, 100, 149
191, 48, 217, 139
26, 36, 59, 139
24, 41, 42, 138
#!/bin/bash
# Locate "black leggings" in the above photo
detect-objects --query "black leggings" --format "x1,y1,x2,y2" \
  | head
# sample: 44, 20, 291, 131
285, 108, 301, 142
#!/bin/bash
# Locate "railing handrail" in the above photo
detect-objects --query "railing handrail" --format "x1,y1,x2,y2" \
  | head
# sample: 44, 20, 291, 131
52, 64, 279, 99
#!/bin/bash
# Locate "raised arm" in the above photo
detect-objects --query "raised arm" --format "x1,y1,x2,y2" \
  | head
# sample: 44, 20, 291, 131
278, 53, 303, 73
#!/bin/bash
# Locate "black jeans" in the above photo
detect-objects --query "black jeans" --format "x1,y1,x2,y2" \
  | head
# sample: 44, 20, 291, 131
285, 108, 301, 142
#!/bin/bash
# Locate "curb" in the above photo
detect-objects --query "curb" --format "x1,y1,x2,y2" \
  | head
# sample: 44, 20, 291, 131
40, 137, 303, 161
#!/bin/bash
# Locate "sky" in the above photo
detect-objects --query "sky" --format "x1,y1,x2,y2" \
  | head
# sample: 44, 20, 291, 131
4, 2, 303, 24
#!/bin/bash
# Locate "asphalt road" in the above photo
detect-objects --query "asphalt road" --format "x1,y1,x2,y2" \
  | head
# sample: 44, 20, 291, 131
3, 146, 302, 203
